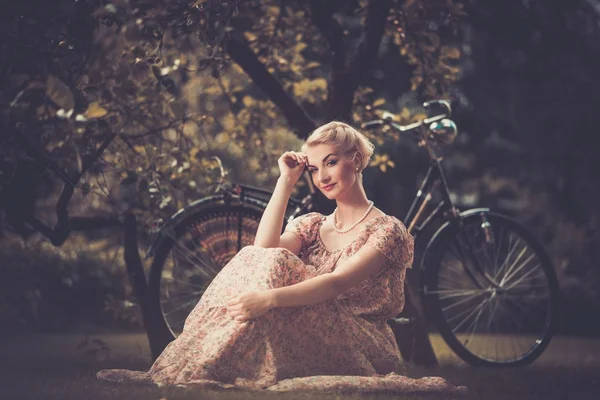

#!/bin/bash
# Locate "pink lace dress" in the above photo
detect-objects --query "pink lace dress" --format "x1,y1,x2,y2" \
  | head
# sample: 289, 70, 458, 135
97, 212, 467, 395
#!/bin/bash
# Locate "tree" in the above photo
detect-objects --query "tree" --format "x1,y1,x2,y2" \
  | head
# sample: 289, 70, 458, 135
1, 0, 466, 363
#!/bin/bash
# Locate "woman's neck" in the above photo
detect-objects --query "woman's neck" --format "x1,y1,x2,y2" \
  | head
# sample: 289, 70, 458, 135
334, 198, 372, 226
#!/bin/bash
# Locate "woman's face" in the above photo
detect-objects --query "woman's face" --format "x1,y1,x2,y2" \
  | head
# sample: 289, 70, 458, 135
305, 143, 358, 199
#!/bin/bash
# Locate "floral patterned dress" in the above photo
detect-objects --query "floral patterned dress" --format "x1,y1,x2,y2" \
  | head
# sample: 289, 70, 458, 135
97, 212, 467, 395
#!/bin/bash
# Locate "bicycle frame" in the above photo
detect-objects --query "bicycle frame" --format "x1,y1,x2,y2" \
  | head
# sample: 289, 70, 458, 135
403, 158, 458, 240
406, 160, 502, 289
379, 119, 502, 290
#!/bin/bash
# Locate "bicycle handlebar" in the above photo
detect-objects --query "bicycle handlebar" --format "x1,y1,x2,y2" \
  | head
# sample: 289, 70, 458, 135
360, 99, 452, 140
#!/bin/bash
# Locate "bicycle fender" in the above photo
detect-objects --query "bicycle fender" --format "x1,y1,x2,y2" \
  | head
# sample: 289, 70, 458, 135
418, 207, 490, 272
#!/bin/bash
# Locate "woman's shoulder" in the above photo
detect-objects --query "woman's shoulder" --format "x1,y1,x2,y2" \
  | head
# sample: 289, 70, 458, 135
295, 211, 324, 221
366, 214, 409, 235
363, 214, 414, 267
287, 212, 323, 228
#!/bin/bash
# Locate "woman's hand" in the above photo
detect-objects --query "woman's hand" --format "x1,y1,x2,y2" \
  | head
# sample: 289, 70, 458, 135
278, 151, 308, 185
226, 291, 275, 322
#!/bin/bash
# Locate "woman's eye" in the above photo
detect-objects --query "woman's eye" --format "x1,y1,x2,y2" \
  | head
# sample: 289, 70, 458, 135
327, 160, 337, 166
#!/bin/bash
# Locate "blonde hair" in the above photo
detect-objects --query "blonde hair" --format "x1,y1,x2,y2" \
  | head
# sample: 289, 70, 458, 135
301, 121, 375, 173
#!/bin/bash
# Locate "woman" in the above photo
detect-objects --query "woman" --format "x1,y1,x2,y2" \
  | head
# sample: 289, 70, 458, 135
97, 122, 467, 394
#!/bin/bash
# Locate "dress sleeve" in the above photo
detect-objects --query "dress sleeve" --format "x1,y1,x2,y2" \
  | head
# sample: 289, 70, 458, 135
283, 212, 320, 254
365, 217, 414, 270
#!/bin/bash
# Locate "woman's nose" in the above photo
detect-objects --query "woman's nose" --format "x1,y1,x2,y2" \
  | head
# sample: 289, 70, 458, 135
318, 171, 330, 183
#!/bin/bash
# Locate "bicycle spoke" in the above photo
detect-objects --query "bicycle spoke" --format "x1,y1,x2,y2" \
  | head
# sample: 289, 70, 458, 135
493, 226, 504, 277
189, 232, 223, 269
441, 290, 486, 313
463, 296, 491, 346
449, 241, 466, 265
161, 274, 207, 290
499, 241, 526, 283
432, 287, 486, 299
188, 237, 225, 274
504, 272, 548, 290
172, 241, 220, 279
161, 290, 205, 305
502, 263, 543, 290
163, 297, 199, 317
501, 250, 535, 287
433, 287, 485, 297
498, 299, 528, 332
486, 299, 499, 332
450, 297, 490, 333
494, 234, 520, 281
452, 236, 476, 274
439, 263, 468, 282
505, 297, 547, 324
171, 242, 212, 275
480, 238, 495, 277
438, 268, 471, 289
443, 247, 469, 274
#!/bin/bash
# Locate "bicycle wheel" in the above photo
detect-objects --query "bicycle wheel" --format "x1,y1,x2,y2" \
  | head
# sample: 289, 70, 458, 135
421, 211, 559, 366
148, 202, 264, 338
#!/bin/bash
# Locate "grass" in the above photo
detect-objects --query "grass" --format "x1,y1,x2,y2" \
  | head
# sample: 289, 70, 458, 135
0, 332, 598, 400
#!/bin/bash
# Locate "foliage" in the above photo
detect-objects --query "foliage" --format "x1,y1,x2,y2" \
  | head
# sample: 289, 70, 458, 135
0, 235, 140, 331
1, 0, 466, 237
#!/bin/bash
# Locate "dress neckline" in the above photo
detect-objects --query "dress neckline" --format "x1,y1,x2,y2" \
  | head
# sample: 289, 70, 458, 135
316, 214, 390, 253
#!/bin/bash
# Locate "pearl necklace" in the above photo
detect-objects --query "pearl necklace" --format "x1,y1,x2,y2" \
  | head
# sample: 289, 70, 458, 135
333, 201, 374, 234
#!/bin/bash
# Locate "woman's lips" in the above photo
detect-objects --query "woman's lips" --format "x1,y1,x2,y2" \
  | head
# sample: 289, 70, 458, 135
322, 183, 336, 191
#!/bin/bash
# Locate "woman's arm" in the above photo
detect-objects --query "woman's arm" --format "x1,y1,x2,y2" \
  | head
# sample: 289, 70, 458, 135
227, 242, 391, 321
253, 175, 295, 248
269, 244, 389, 307
253, 151, 307, 248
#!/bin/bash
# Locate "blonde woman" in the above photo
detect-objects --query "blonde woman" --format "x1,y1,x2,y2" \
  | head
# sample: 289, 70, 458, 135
98, 122, 466, 395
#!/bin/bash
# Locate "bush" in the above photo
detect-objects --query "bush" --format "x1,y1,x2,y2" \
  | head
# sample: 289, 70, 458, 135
0, 233, 143, 333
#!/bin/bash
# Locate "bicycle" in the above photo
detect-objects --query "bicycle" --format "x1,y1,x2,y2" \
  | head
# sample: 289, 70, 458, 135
145, 99, 559, 367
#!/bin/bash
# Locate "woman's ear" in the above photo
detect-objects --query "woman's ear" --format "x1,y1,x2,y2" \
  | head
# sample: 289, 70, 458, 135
353, 152, 362, 170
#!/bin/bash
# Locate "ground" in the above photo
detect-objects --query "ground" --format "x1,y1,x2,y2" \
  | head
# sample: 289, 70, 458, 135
0, 332, 598, 400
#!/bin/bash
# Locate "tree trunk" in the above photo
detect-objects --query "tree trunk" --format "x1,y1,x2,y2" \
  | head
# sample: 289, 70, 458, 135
123, 212, 172, 360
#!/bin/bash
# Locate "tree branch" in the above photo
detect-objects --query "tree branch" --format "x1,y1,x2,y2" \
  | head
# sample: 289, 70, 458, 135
15, 127, 119, 245
26, 216, 60, 244
70, 216, 121, 231
225, 32, 316, 139
26, 215, 120, 246
13, 130, 71, 186
56, 132, 116, 231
